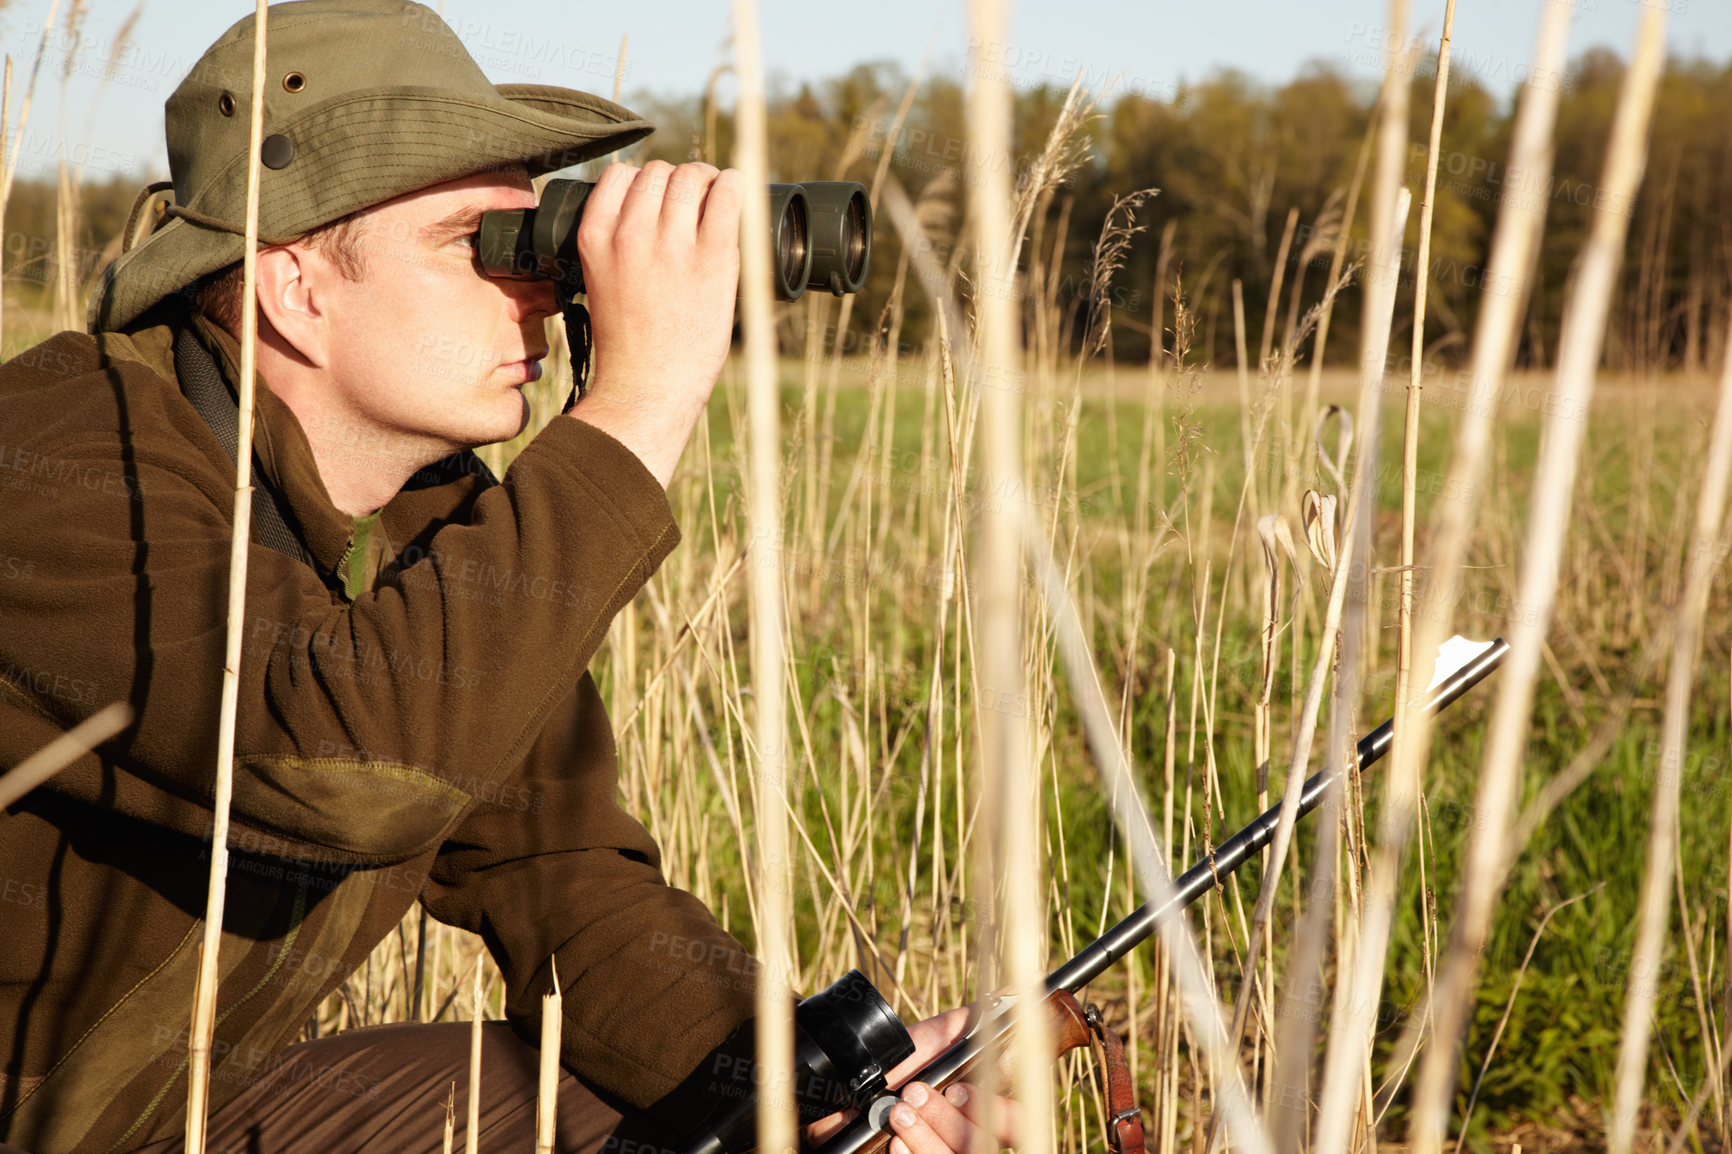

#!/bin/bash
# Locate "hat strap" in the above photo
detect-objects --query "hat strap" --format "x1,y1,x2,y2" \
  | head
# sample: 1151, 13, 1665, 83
163, 203, 298, 246
122, 181, 176, 253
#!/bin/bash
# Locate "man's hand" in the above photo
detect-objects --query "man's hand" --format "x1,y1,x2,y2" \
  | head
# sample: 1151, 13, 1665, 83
805, 1007, 1021, 1154
567, 160, 742, 487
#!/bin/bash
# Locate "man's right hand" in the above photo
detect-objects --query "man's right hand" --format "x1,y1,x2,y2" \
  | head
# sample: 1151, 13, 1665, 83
568, 160, 743, 488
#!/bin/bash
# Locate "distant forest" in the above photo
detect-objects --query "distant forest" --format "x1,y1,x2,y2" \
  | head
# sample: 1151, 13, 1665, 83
8, 48, 1730, 373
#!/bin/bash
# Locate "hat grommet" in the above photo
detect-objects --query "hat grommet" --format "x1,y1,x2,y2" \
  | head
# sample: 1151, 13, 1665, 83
217, 91, 236, 117
282, 71, 306, 94
261, 134, 295, 169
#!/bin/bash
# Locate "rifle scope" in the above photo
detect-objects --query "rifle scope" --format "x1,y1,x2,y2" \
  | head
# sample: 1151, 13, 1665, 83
681, 969, 916, 1154
477, 179, 872, 303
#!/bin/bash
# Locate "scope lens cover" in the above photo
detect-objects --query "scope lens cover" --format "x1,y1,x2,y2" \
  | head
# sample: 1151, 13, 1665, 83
795, 969, 915, 1107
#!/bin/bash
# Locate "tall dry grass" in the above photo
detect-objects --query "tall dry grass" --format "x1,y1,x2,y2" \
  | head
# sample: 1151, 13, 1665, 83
12, 2, 1732, 1153
183, 2, 269, 1150
734, 0, 800, 1150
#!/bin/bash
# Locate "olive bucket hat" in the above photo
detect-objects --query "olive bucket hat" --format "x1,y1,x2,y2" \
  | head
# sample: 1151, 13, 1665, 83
88, 0, 652, 332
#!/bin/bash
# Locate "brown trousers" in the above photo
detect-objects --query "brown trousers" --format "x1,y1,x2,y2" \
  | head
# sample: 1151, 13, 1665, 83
116, 1022, 682, 1154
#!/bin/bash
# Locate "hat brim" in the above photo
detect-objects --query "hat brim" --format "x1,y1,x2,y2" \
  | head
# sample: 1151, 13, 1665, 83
90, 83, 652, 332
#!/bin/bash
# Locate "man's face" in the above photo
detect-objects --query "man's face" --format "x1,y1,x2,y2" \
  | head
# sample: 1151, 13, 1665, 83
313, 168, 558, 461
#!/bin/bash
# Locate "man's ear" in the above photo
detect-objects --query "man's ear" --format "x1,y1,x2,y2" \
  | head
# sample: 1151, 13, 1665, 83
254, 245, 327, 369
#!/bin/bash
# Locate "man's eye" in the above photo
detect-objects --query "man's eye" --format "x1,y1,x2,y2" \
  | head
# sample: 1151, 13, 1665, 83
453, 232, 478, 252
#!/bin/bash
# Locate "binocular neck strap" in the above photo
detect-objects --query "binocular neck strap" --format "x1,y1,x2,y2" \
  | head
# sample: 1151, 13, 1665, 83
559, 294, 591, 414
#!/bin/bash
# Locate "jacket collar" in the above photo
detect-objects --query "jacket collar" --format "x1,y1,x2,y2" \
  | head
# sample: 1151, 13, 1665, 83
120, 312, 357, 584
116, 310, 493, 590
191, 314, 361, 582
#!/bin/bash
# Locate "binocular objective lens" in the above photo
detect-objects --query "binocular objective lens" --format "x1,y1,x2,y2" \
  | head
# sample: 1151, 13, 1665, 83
781, 197, 809, 297
844, 192, 869, 286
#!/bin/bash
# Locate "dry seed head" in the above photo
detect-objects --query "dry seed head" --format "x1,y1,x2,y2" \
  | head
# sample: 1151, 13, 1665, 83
1083, 187, 1159, 358
1300, 189, 1347, 266
59, 0, 86, 83
102, 2, 142, 82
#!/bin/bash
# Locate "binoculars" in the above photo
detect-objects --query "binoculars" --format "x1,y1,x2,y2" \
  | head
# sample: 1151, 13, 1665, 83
477, 179, 872, 303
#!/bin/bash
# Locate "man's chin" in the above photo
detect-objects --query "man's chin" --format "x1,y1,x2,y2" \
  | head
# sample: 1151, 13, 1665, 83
463, 394, 533, 453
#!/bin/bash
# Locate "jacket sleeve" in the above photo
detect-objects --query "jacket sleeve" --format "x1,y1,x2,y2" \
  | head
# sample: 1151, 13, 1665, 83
418, 671, 759, 1115
0, 347, 676, 866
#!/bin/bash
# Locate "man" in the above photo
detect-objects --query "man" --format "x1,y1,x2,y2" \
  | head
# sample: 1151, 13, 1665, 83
0, 3, 1005, 1152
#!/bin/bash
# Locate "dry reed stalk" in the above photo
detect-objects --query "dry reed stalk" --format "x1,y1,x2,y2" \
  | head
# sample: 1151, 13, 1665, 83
1671, 840, 1722, 1144
1400, 10, 1663, 1153
1452, 886, 1602, 1153
966, 0, 1053, 1149
1335, 0, 1570, 1134
1665, 1033, 1732, 1154
183, 5, 267, 1149
807, 74, 933, 603
1119, 221, 1178, 763
53, 144, 74, 331
732, 2, 797, 1151
1232, 280, 1258, 523
1381, 0, 1459, 1112
1023, 509, 1273, 1154
1227, 404, 1369, 1152
612, 34, 628, 104
1281, 194, 1342, 370
1293, 100, 1374, 499
800, 63, 924, 564
1395, 0, 1457, 801
0, 0, 64, 351
1253, 515, 1287, 1041
50, 0, 85, 334
0, 56, 9, 206
466, 961, 483, 1154
0, 60, 10, 342
536, 959, 563, 1154
1302, 217, 1407, 1154
0, 701, 132, 809
1262, 207, 1300, 370
443, 1083, 456, 1154
1308, 0, 1411, 1125
1610, 131, 1730, 1146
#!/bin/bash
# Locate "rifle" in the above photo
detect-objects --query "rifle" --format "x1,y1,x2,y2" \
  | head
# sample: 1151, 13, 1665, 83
680, 636, 1509, 1154
811, 635, 1509, 1154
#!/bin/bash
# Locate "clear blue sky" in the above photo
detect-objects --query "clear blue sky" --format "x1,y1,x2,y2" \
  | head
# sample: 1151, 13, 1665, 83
3, 0, 1727, 184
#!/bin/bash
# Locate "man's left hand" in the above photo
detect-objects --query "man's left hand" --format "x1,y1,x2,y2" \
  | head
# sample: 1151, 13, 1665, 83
805, 1007, 1021, 1154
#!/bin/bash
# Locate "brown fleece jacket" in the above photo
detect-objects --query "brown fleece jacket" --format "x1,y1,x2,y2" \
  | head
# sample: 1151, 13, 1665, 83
0, 317, 756, 1154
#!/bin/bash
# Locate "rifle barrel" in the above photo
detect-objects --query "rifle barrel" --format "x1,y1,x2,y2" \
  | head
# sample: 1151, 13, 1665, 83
1048, 634, 1509, 996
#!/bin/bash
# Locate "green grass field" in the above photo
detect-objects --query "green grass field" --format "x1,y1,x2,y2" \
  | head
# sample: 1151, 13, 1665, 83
8, 273, 1728, 1146
614, 357, 1732, 1151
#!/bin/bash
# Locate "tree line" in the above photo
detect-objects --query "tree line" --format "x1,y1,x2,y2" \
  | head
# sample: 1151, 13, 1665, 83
6, 47, 1728, 374
633, 47, 1731, 375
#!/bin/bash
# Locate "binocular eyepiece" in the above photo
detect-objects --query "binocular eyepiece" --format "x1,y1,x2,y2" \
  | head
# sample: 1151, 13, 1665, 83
477, 179, 872, 303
